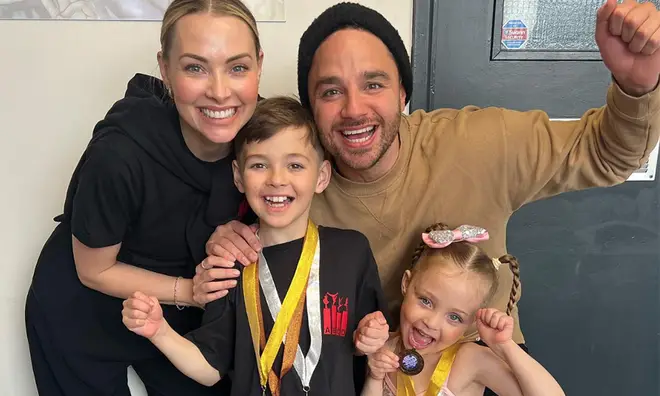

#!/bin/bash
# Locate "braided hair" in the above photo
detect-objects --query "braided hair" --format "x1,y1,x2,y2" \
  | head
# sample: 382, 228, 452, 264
410, 223, 521, 315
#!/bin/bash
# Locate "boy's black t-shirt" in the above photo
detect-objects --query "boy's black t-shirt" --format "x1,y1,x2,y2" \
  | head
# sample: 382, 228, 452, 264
185, 226, 388, 395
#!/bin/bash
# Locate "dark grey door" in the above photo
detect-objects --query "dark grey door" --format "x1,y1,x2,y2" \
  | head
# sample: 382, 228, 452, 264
411, 1, 659, 394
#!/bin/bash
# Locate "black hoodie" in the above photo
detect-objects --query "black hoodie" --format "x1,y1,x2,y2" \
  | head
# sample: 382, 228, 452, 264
60, 73, 248, 265
30, 73, 250, 360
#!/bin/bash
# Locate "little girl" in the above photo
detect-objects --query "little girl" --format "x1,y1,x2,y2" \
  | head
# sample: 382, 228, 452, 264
359, 223, 565, 396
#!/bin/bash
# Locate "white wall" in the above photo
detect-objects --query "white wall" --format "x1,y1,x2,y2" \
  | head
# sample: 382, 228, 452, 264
0, 1, 412, 394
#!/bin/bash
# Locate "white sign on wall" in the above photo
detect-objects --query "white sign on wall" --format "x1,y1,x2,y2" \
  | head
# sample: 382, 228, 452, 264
0, 0, 285, 21
627, 143, 658, 181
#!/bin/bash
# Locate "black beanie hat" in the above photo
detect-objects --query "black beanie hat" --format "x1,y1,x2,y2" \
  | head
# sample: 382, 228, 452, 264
297, 2, 413, 109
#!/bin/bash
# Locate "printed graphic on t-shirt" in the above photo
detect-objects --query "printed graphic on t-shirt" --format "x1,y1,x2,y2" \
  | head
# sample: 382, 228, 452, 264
322, 292, 349, 337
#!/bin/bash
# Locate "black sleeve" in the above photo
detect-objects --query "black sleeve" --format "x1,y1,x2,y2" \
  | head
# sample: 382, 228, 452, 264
70, 139, 143, 248
355, 236, 390, 326
184, 289, 237, 375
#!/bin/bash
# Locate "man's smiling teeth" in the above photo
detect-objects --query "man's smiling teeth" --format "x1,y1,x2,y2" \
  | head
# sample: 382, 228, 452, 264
341, 126, 375, 143
341, 126, 375, 136
201, 107, 236, 119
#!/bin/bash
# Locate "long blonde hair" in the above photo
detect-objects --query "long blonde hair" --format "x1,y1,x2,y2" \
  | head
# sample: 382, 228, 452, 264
160, 0, 261, 60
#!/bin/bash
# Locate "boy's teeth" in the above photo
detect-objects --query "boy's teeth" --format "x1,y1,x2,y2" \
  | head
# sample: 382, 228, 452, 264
342, 126, 375, 136
264, 196, 288, 202
264, 195, 292, 209
201, 107, 236, 119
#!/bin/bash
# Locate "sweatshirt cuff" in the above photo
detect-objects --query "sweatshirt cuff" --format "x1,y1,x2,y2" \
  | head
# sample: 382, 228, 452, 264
609, 75, 660, 121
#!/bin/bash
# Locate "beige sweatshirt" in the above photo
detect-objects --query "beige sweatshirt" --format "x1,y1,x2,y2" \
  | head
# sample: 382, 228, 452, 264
309, 81, 660, 344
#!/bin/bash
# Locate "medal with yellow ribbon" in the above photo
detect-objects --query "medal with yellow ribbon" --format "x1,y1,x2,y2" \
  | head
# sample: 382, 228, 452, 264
243, 219, 321, 396
396, 342, 460, 396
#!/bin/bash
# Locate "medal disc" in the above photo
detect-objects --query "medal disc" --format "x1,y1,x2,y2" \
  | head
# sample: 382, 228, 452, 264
399, 349, 424, 375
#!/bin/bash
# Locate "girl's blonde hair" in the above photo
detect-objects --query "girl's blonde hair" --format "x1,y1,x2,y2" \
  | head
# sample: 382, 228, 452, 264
160, 0, 261, 60
410, 223, 521, 315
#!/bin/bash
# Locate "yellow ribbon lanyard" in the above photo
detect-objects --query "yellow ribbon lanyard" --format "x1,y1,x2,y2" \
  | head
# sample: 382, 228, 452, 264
243, 220, 319, 396
397, 343, 460, 396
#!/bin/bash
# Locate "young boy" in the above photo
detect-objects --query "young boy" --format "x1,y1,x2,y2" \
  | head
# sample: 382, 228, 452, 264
122, 96, 388, 395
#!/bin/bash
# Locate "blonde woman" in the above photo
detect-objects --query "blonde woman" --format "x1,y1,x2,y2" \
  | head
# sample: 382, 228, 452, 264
25, 0, 262, 394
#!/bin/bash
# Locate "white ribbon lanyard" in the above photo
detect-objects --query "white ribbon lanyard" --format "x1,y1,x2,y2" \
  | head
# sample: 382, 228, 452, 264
258, 238, 322, 394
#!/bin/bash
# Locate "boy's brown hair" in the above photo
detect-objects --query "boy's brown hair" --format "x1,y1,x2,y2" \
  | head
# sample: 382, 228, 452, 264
233, 96, 325, 162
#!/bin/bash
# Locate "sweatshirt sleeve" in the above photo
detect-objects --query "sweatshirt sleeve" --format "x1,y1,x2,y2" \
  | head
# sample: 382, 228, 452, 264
502, 79, 660, 211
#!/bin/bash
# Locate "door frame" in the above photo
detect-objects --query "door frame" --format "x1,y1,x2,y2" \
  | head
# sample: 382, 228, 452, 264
411, 0, 433, 112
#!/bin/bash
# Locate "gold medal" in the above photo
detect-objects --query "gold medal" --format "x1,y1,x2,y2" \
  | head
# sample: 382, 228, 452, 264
243, 219, 318, 396
399, 348, 424, 376
396, 342, 460, 396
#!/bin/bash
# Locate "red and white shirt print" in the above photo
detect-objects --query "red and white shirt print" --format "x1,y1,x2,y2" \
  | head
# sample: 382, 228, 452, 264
322, 292, 349, 337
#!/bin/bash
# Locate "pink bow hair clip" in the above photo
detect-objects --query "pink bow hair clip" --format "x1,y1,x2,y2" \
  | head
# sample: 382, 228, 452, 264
422, 225, 489, 248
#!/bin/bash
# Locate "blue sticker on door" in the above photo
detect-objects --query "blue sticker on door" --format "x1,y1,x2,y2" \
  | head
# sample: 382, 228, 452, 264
502, 19, 527, 49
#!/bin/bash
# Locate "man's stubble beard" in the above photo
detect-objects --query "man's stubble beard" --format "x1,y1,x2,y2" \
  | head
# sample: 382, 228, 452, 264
323, 110, 401, 172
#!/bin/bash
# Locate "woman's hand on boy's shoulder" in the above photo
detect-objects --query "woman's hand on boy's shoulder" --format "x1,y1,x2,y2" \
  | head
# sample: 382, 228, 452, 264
205, 220, 261, 266
192, 255, 242, 306
354, 311, 390, 355
192, 221, 261, 306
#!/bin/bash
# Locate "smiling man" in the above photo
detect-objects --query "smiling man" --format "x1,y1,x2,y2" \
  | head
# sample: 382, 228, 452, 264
304, 41, 404, 183
294, 0, 660, 353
